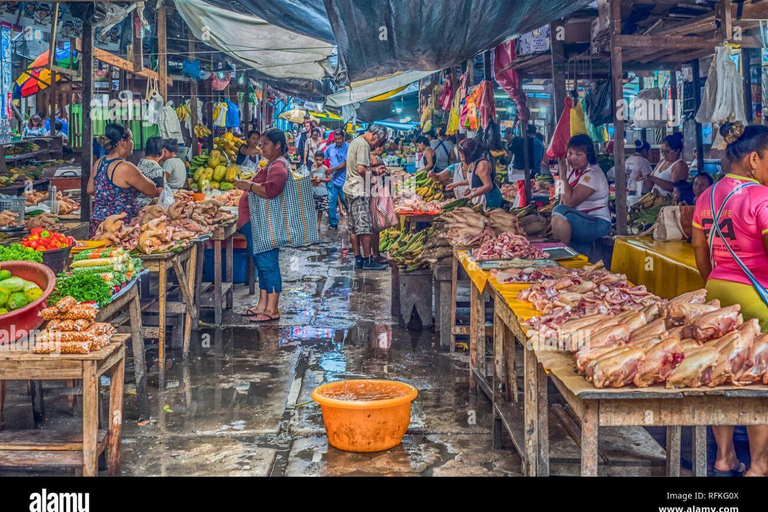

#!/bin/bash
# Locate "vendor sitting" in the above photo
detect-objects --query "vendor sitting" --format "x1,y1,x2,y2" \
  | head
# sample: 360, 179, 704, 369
551, 135, 612, 256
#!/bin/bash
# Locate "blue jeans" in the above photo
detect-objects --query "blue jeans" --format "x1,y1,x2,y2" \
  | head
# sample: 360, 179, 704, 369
326, 182, 347, 228
552, 204, 612, 256
239, 222, 282, 293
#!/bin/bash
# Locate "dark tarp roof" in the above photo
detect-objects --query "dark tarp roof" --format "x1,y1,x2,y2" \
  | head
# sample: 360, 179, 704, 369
321, 0, 594, 82
206, 0, 335, 43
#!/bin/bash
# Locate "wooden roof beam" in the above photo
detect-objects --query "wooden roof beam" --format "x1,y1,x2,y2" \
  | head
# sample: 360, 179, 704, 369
74, 38, 172, 86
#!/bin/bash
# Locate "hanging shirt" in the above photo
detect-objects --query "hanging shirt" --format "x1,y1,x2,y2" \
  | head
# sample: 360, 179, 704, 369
567, 164, 611, 222
693, 174, 768, 287
159, 104, 184, 143
212, 102, 228, 127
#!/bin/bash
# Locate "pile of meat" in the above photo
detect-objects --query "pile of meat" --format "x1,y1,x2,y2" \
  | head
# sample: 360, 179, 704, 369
0, 210, 18, 227
435, 207, 494, 247
487, 209, 525, 236
524, 283, 768, 389
34, 297, 115, 354
471, 233, 549, 261
394, 196, 442, 214
493, 266, 574, 283
217, 189, 244, 207
93, 192, 235, 254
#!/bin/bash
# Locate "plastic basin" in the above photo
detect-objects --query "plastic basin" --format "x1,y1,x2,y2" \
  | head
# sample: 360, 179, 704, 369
0, 261, 56, 344
312, 379, 418, 452
41, 246, 72, 275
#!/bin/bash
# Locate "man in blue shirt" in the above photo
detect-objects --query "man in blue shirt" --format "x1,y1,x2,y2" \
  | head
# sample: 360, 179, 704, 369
324, 128, 349, 230
42, 110, 69, 137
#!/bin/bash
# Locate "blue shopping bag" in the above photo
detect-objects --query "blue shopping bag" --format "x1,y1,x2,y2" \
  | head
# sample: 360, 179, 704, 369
248, 170, 319, 254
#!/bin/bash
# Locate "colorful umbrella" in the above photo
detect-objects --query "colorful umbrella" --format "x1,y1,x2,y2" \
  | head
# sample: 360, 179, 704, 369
15, 43, 77, 98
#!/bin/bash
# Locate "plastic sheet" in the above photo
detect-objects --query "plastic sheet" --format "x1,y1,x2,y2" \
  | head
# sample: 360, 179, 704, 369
546, 97, 573, 161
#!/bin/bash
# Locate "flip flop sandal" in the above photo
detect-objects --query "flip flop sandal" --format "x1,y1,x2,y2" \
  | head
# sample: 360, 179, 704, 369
712, 462, 746, 477
242, 308, 265, 318
249, 313, 280, 323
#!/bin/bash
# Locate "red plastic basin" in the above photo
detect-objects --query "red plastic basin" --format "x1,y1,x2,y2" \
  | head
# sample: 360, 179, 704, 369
0, 261, 56, 345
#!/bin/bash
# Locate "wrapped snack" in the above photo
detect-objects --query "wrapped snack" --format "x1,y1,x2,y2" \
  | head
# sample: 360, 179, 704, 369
34, 340, 91, 354
88, 336, 110, 352
47, 319, 93, 332
87, 323, 115, 337
62, 305, 98, 321
38, 330, 92, 343
56, 296, 78, 312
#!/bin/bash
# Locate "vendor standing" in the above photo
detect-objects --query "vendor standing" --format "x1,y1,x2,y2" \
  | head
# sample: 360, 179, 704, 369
445, 138, 502, 209
236, 130, 261, 168
415, 136, 438, 174
551, 135, 612, 256
88, 124, 158, 235
645, 132, 689, 196
692, 122, 768, 477
235, 128, 290, 323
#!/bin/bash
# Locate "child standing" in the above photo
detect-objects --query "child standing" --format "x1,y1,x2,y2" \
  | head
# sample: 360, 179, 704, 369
310, 150, 330, 231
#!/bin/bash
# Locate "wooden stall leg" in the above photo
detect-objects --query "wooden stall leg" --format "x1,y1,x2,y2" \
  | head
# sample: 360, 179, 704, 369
666, 426, 682, 477
493, 309, 504, 406
194, 244, 204, 330
107, 349, 125, 476
31, 380, 45, 425
476, 291, 487, 383
248, 257, 256, 295
158, 261, 167, 387
176, 247, 199, 359
505, 334, 518, 402
129, 292, 149, 420
214, 238, 223, 325
523, 345, 539, 476
468, 282, 480, 394
0, 380, 5, 429
82, 362, 99, 477
580, 401, 599, 477
693, 425, 707, 477
537, 363, 550, 476
225, 234, 234, 309
439, 279, 452, 352
450, 255, 459, 351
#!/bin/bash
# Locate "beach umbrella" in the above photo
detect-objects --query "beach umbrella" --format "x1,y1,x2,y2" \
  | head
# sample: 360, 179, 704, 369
15, 43, 77, 98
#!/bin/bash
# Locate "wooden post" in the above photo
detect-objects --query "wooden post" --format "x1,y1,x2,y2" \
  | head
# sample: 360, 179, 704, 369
483, 50, 492, 82
743, 48, 753, 123
188, 30, 199, 155
611, 0, 628, 235
522, 127, 532, 204
550, 21, 567, 124
692, 59, 705, 171
467, 59, 474, 87
157, 4, 168, 99
131, 9, 143, 71
670, 70, 678, 132
48, 3, 59, 138
80, 21, 94, 223
243, 72, 250, 133
639, 77, 647, 143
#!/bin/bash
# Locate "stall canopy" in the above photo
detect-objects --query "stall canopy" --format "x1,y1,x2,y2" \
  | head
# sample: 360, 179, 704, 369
174, 0, 335, 80
321, 0, 593, 82
325, 70, 435, 107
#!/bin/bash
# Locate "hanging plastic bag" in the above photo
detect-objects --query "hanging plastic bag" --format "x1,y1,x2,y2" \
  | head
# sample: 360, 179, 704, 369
158, 184, 175, 210
570, 98, 588, 136
585, 80, 613, 126
633, 87, 667, 128
711, 45, 747, 125
446, 90, 461, 134
546, 97, 573, 160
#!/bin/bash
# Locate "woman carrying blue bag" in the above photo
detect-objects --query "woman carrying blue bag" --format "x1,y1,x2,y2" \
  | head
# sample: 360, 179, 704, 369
235, 128, 289, 323
692, 122, 768, 477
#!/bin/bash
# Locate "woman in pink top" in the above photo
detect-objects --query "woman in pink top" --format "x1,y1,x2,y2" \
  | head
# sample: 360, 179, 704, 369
234, 128, 289, 323
692, 122, 768, 477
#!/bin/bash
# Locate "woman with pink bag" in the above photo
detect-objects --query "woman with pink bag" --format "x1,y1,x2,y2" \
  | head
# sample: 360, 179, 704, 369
370, 143, 396, 264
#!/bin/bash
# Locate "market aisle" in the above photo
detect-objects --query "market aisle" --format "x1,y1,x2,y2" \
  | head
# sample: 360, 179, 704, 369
0, 224, 518, 476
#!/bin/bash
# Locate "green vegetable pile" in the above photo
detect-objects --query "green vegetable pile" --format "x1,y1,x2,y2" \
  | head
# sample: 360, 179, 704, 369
0, 243, 43, 263
48, 272, 115, 308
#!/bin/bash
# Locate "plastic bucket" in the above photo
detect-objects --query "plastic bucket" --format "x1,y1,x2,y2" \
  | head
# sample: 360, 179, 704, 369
312, 379, 418, 452
41, 246, 72, 275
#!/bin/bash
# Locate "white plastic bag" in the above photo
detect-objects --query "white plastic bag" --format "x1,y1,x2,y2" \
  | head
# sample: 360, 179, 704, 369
158, 185, 175, 210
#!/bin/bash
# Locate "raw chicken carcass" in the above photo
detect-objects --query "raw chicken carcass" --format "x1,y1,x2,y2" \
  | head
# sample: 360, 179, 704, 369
736, 318, 761, 345
633, 336, 685, 388
577, 345, 627, 375
641, 303, 664, 322
666, 347, 720, 389
588, 347, 646, 388
665, 302, 721, 327
690, 305, 742, 342
706, 332, 754, 387
737, 333, 768, 385
629, 318, 666, 343
669, 289, 708, 305
585, 323, 631, 351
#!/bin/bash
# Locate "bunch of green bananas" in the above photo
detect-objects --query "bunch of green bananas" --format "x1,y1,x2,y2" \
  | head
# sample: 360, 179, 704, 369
386, 229, 429, 271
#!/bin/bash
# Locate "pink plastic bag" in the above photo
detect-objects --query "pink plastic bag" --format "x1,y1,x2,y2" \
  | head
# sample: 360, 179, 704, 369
371, 177, 398, 232
494, 41, 530, 121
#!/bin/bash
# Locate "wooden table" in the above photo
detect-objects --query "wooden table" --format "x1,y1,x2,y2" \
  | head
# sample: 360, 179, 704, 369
138, 243, 199, 382
195, 221, 236, 325
0, 334, 127, 476
432, 259, 453, 351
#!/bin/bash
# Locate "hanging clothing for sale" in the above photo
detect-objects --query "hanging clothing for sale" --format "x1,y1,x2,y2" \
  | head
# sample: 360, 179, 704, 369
494, 41, 530, 122
582, 99, 604, 143
439, 79, 454, 112
546, 96, 573, 160
159, 102, 184, 143
446, 88, 461, 135
421, 102, 433, 133
212, 102, 228, 128
224, 99, 240, 129
696, 45, 748, 127
477, 80, 496, 131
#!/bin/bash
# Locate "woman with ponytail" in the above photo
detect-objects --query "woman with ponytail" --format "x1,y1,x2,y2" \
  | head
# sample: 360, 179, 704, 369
87, 124, 159, 235
644, 132, 689, 195
691, 121, 768, 477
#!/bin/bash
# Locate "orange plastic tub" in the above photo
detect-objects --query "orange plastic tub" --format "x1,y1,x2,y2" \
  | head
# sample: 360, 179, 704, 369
312, 379, 418, 452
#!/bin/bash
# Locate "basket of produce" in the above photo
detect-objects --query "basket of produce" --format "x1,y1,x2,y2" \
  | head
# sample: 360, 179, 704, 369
20, 228, 76, 275
0, 261, 56, 343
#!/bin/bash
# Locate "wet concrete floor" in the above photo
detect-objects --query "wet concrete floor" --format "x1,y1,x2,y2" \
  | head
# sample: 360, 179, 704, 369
0, 224, 519, 476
